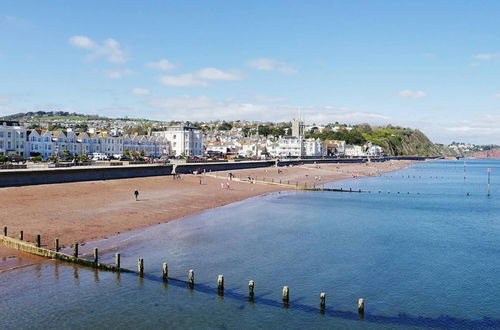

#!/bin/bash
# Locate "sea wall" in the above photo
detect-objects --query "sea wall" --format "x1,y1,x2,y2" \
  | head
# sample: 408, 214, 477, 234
0, 156, 437, 187
0, 164, 173, 187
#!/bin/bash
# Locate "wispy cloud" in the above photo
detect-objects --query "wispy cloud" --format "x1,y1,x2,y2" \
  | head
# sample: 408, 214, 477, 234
158, 67, 242, 87
246, 58, 297, 74
158, 74, 208, 87
398, 90, 427, 99
130, 88, 150, 96
197, 67, 242, 81
69, 35, 127, 63
149, 95, 390, 123
146, 59, 175, 71
472, 53, 500, 60
107, 69, 133, 79
0, 96, 12, 104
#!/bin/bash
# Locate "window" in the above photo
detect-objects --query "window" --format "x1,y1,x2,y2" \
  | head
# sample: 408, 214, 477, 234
0, 132, 3, 137
8, 132, 12, 138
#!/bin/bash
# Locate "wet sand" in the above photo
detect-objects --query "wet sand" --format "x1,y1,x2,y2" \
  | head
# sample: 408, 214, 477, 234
0, 160, 411, 270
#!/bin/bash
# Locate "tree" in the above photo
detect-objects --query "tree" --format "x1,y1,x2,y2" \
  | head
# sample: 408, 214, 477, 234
61, 150, 72, 161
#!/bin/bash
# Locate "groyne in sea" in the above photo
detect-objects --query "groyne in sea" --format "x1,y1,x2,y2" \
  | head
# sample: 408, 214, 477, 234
0, 156, 438, 187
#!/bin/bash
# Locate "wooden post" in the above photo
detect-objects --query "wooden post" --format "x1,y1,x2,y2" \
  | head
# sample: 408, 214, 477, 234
93, 248, 99, 263
320, 293, 326, 309
358, 298, 365, 313
138, 258, 144, 276
249, 280, 255, 299
19, 230, 23, 240
282, 286, 289, 304
115, 253, 121, 268
188, 269, 194, 287
36, 235, 41, 248
3, 226, 7, 236
54, 238, 59, 252
217, 274, 224, 293
162, 263, 168, 281
73, 243, 78, 257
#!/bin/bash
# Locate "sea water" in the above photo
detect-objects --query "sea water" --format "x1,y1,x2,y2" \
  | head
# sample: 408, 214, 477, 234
1, 160, 500, 329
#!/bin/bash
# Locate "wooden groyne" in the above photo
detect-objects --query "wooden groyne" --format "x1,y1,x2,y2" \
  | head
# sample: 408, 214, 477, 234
0, 232, 131, 273
1, 228, 365, 317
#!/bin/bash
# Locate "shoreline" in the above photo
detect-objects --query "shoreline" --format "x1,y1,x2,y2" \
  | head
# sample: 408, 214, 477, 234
0, 160, 413, 271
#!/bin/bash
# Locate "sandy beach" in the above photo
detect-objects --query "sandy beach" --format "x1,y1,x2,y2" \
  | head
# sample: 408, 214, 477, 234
0, 160, 411, 270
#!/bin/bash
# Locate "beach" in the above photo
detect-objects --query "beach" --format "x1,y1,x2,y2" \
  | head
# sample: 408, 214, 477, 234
0, 160, 411, 270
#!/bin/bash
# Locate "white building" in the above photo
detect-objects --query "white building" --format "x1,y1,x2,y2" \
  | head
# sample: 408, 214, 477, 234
303, 138, 324, 157
276, 136, 304, 158
153, 126, 203, 156
0, 121, 26, 157
344, 145, 365, 157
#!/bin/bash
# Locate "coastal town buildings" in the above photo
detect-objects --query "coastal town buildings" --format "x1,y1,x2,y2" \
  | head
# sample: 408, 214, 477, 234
0, 121, 27, 157
153, 126, 203, 156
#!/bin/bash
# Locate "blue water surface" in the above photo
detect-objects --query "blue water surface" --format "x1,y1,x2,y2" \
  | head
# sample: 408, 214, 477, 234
1, 160, 500, 329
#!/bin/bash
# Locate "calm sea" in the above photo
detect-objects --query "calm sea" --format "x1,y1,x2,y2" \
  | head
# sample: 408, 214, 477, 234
2, 160, 500, 329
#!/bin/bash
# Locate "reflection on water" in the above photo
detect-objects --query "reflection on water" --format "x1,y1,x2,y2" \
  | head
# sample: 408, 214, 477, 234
2, 160, 500, 329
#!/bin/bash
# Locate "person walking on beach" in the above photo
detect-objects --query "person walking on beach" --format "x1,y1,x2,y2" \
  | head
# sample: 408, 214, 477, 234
134, 189, 139, 201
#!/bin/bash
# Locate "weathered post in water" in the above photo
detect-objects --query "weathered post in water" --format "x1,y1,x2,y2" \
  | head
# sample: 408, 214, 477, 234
115, 253, 121, 268
54, 238, 60, 252
19, 230, 23, 240
3, 226, 7, 236
217, 275, 224, 294
358, 298, 365, 314
162, 263, 168, 281
320, 293, 326, 309
188, 269, 195, 287
36, 235, 41, 248
282, 286, 289, 304
249, 280, 255, 300
93, 248, 99, 263
73, 243, 79, 258
138, 258, 144, 276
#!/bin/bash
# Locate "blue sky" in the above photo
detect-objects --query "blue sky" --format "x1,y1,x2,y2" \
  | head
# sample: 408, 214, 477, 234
1, 1, 500, 143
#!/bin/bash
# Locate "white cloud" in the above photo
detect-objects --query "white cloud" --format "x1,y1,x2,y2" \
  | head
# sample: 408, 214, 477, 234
398, 90, 427, 99
147, 59, 176, 71
158, 67, 242, 87
473, 53, 500, 60
68, 35, 127, 63
158, 74, 208, 87
246, 58, 297, 74
130, 88, 150, 96
197, 67, 242, 81
107, 69, 133, 79
149, 95, 390, 123
0, 96, 12, 104
495, 93, 500, 99
253, 94, 287, 103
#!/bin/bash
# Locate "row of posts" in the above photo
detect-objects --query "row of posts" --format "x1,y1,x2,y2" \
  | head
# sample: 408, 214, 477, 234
135, 259, 365, 314
3, 227, 366, 314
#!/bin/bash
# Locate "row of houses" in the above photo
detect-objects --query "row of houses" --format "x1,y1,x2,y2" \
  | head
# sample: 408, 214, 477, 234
206, 136, 383, 158
0, 121, 204, 159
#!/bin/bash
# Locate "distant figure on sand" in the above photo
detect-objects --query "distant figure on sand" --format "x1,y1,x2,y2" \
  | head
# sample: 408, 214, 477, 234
134, 190, 139, 201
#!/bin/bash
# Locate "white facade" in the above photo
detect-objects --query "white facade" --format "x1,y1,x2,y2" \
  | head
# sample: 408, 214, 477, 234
276, 136, 304, 158
345, 145, 365, 157
0, 121, 26, 157
153, 126, 203, 156
303, 138, 324, 157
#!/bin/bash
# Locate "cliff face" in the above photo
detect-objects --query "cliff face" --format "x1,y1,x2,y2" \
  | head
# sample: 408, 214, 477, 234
472, 148, 500, 159
363, 127, 439, 156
